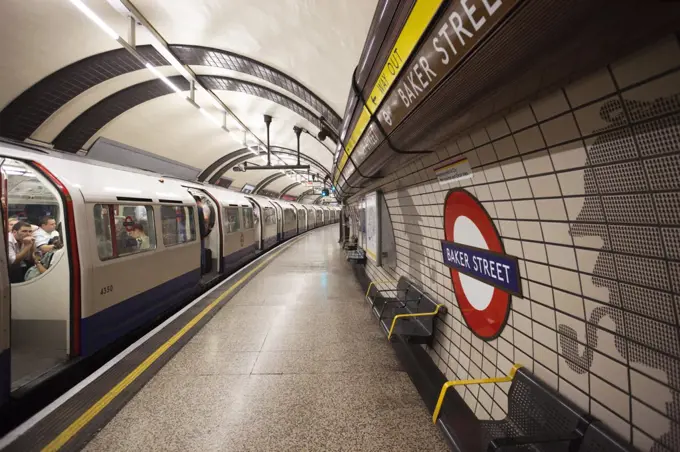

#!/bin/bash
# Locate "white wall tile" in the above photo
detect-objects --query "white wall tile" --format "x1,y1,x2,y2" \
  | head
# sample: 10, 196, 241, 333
522, 150, 554, 175
532, 90, 570, 121
565, 68, 616, 107
610, 36, 680, 88
360, 35, 680, 448
549, 142, 588, 171
514, 126, 546, 154
506, 106, 536, 132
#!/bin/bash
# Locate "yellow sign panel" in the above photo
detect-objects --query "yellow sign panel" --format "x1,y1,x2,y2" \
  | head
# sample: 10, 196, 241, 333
334, 0, 444, 183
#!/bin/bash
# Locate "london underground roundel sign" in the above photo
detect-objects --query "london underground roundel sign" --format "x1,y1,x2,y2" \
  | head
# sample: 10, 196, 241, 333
441, 189, 522, 340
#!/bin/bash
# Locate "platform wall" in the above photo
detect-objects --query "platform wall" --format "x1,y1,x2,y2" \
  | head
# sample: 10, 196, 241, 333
351, 35, 680, 452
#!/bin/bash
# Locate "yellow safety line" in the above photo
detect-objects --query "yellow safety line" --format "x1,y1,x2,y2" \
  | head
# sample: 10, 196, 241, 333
41, 240, 297, 452
387, 304, 444, 339
432, 364, 523, 424
364, 279, 397, 299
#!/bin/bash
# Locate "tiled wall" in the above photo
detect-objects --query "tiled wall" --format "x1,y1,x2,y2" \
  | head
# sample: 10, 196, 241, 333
349, 35, 680, 452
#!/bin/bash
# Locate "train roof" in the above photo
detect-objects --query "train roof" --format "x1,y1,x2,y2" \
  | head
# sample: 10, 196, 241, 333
0, 139, 193, 204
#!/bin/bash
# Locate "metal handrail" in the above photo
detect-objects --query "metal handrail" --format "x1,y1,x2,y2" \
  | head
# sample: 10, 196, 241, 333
387, 304, 445, 339
432, 364, 523, 424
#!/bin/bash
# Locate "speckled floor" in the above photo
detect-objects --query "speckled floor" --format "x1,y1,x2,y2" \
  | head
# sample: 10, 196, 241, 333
83, 227, 449, 452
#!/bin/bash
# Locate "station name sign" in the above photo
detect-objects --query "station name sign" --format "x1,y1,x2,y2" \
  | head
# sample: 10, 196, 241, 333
334, 0, 519, 184
377, 0, 519, 133
441, 240, 521, 296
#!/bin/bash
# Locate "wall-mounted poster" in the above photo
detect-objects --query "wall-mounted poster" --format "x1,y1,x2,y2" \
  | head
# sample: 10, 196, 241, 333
358, 197, 366, 251
364, 191, 380, 264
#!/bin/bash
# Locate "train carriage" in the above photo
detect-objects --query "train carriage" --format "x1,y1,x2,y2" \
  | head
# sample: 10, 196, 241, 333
245, 194, 278, 251
271, 200, 297, 240
292, 202, 307, 234
0, 138, 327, 407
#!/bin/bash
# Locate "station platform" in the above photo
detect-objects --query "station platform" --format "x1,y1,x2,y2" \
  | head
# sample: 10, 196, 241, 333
3, 226, 448, 451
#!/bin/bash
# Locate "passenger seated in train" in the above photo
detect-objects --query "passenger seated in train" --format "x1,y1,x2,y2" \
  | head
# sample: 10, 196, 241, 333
8, 216, 19, 230
130, 223, 150, 250
8, 221, 36, 283
115, 218, 138, 252
33, 216, 60, 253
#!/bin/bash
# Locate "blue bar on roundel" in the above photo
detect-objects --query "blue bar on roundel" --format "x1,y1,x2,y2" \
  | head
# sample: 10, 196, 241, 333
440, 240, 522, 297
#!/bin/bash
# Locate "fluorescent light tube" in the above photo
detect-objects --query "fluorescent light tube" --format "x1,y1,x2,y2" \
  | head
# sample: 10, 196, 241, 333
70, 0, 120, 40
145, 63, 182, 93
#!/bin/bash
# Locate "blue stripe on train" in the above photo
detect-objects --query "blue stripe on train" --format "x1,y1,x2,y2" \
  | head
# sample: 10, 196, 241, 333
80, 268, 201, 356
221, 243, 258, 274
0, 348, 9, 406
283, 229, 296, 240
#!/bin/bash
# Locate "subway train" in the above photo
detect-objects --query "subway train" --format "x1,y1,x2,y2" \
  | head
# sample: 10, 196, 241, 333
0, 138, 339, 406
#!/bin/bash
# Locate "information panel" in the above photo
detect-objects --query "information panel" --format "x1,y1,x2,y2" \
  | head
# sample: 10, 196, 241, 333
365, 192, 379, 263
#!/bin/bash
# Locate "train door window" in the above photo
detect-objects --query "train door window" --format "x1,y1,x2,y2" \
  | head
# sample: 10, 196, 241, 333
1, 157, 70, 390
93, 204, 156, 260
284, 208, 295, 225
223, 207, 240, 233
1, 159, 64, 284
160, 205, 196, 246
241, 207, 253, 229
263, 207, 276, 225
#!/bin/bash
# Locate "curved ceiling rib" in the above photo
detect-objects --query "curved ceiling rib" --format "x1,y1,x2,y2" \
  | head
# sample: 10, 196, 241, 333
297, 189, 315, 202
280, 182, 301, 197
53, 75, 324, 153
204, 146, 330, 185
0, 44, 339, 142
0, 46, 168, 142
170, 45, 341, 129
254, 173, 285, 194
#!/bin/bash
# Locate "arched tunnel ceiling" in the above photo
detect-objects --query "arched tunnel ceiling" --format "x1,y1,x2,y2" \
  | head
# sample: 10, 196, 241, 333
0, 0, 379, 192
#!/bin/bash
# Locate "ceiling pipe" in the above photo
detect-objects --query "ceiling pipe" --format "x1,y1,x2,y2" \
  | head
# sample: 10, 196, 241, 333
293, 126, 302, 166
264, 114, 272, 166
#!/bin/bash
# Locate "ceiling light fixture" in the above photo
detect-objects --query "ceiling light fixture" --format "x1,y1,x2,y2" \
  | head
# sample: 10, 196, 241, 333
72, 0, 270, 156
144, 63, 182, 93
149, 42, 193, 80
69, 0, 120, 40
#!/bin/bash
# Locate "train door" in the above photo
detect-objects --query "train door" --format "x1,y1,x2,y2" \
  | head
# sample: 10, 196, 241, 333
0, 179, 10, 407
272, 202, 283, 241
297, 208, 306, 233
185, 188, 221, 280
0, 157, 73, 392
246, 199, 263, 251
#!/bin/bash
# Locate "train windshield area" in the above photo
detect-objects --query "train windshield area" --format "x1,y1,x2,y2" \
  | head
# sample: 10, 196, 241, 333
0, 158, 70, 390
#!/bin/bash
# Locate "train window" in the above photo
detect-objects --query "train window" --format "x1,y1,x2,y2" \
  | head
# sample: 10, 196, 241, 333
284, 208, 295, 224
263, 207, 276, 225
94, 204, 156, 260
223, 207, 240, 233
160, 205, 196, 246
241, 207, 253, 229
1, 158, 64, 283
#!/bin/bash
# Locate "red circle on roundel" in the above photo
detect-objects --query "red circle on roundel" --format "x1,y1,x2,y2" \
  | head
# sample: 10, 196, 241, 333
123, 215, 135, 232
444, 189, 511, 340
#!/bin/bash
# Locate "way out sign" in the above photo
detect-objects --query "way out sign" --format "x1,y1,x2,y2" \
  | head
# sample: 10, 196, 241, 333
442, 189, 521, 340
